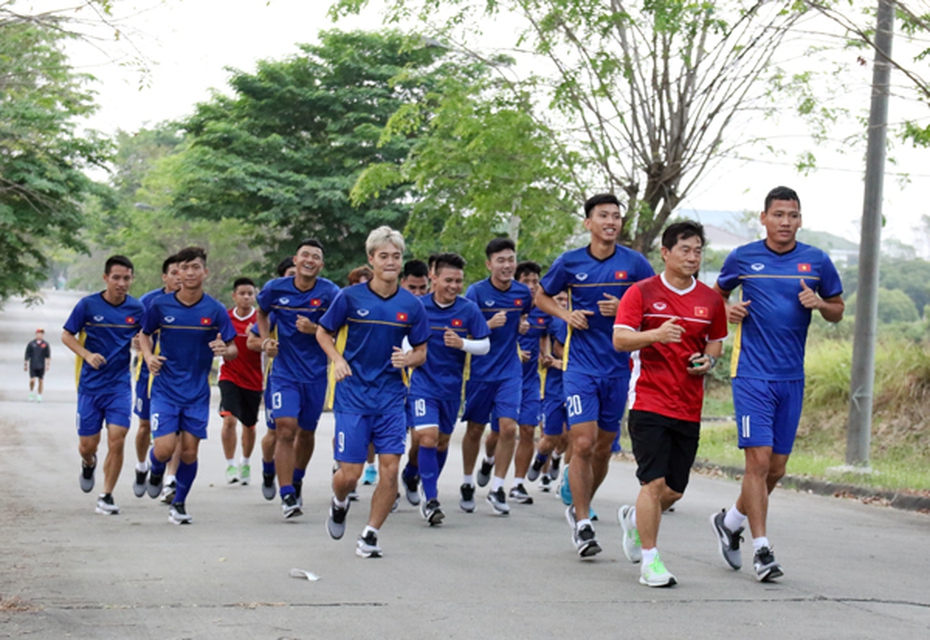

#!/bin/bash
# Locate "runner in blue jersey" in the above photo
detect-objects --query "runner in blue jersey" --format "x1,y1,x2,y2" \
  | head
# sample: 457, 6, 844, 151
318, 226, 429, 558
508, 260, 549, 504
131, 254, 181, 500
710, 186, 844, 582
528, 291, 570, 489
536, 193, 655, 558
246, 257, 296, 501
256, 239, 341, 519
407, 253, 490, 524
460, 238, 534, 515
62, 256, 145, 516
139, 247, 238, 525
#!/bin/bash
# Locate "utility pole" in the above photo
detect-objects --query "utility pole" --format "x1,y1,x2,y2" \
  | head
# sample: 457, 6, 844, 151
846, 0, 895, 467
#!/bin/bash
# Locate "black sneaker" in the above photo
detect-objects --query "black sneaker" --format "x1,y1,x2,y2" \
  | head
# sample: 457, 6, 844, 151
146, 472, 164, 499
710, 509, 743, 570
132, 469, 147, 498
356, 530, 382, 558
486, 487, 510, 515
527, 457, 545, 482
293, 480, 303, 508
753, 546, 783, 582
403, 474, 421, 506
549, 455, 561, 481
459, 483, 476, 513
261, 473, 276, 501
95, 493, 119, 515
573, 524, 602, 558
476, 459, 494, 487
420, 499, 445, 526
509, 483, 534, 504
168, 502, 192, 525
282, 492, 303, 519
80, 458, 96, 493
327, 497, 349, 539
540, 475, 552, 492
159, 479, 176, 503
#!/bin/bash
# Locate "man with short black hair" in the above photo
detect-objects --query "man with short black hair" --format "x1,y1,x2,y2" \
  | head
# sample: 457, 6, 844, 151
710, 186, 844, 581
140, 247, 238, 524
218, 277, 263, 485
24, 329, 51, 402
62, 255, 145, 515
614, 221, 727, 587
460, 237, 534, 515
535, 193, 654, 557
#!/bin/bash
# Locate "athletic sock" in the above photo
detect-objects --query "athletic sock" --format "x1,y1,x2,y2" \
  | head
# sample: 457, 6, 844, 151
135, 460, 149, 473
262, 460, 275, 476
363, 525, 379, 537
437, 449, 448, 473
419, 446, 439, 501
174, 460, 198, 503
462, 474, 475, 487
226, 458, 236, 467
724, 504, 747, 532
576, 518, 592, 530
642, 547, 658, 565
403, 462, 419, 480
752, 536, 770, 551
149, 449, 166, 476
334, 495, 349, 509
484, 455, 495, 466
513, 477, 526, 487
280, 484, 295, 498
551, 451, 562, 461
293, 467, 306, 485
491, 476, 505, 491
534, 452, 549, 465
240, 457, 250, 467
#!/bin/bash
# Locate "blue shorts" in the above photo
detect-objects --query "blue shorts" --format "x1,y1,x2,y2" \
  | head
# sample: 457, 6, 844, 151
462, 377, 521, 425
406, 395, 415, 429
334, 411, 406, 463
150, 398, 210, 440
542, 397, 567, 437
133, 376, 151, 421
562, 371, 629, 433
518, 374, 542, 426
76, 390, 132, 436
263, 384, 275, 430
269, 377, 325, 431
411, 397, 460, 435
733, 377, 804, 455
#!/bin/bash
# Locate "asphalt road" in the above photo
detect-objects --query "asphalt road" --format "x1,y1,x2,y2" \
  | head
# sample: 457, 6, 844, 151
1, 291, 928, 639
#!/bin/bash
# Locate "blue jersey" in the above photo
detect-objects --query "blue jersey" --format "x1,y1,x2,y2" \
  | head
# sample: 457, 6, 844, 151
135, 287, 172, 382
543, 317, 568, 400
256, 276, 341, 383
464, 278, 534, 381
718, 240, 842, 380
141, 292, 236, 406
540, 244, 654, 378
409, 294, 490, 401
63, 292, 144, 395
320, 283, 430, 414
519, 307, 551, 384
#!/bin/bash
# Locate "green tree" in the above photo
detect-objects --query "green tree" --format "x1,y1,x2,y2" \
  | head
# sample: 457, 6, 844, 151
334, 0, 807, 254
847, 287, 920, 323
352, 73, 579, 281
170, 30, 451, 283
0, 20, 109, 302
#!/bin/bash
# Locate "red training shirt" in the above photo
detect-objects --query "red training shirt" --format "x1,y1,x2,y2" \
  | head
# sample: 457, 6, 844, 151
218, 307, 263, 392
614, 273, 727, 422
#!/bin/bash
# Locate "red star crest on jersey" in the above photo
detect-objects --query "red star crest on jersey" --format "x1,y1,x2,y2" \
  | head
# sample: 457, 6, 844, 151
615, 270, 628, 280
536, 317, 546, 324
396, 312, 409, 322
451, 318, 463, 328
126, 316, 136, 324
798, 263, 811, 273
694, 306, 709, 318
310, 298, 322, 307
200, 317, 211, 326
514, 299, 524, 307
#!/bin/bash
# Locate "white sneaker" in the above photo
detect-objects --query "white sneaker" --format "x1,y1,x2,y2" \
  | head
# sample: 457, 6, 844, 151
640, 553, 677, 587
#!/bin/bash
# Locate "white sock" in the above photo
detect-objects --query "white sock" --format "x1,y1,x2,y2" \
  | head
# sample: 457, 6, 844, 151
576, 518, 592, 530
363, 525, 379, 537
513, 477, 525, 486
135, 460, 149, 472
485, 456, 495, 465
641, 547, 658, 565
334, 495, 349, 509
551, 451, 562, 461
724, 504, 747, 532
226, 458, 236, 467
240, 457, 250, 466
752, 536, 770, 551
491, 476, 505, 491
166, 474, 176, 484
463, 474, 475, 487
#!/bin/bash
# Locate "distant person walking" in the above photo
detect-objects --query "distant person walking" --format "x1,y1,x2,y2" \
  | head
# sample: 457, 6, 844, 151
24, 329, 51, 402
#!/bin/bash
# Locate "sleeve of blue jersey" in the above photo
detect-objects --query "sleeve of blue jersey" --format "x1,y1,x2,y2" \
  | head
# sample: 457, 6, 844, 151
540, 254, 566, 297
318, 288, 348, 333
716, 248, 742, 292
141, 300, 160, 335
408, 299, 430, 347
256, 279, 275, 314
62, 297, 86, 335
468, 302, 491, 340
217, 303, 237, 342
818, 252, 843, 299
637, 251, 656, 279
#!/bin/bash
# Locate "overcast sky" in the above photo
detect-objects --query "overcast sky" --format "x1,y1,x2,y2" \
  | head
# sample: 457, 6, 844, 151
41, 0, 930, 250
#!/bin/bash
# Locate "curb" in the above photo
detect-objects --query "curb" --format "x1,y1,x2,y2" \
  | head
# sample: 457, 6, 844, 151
692, 461, 930, 514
